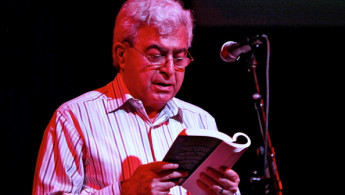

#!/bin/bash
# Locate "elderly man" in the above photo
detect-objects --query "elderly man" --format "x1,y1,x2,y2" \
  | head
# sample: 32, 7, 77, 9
33, 0, 241, 194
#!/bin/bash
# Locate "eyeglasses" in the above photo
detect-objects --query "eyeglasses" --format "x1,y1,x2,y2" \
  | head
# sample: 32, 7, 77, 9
129, 44, 194, 71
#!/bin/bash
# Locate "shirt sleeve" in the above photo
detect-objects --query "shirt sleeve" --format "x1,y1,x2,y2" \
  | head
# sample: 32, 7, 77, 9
32, 109, 122, 195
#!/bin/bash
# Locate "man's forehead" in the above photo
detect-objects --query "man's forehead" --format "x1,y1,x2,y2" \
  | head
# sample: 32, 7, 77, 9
135, 25, 188, 49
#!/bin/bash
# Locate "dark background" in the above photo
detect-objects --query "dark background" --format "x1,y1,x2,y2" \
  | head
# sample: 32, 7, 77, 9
1, 0, 344, 194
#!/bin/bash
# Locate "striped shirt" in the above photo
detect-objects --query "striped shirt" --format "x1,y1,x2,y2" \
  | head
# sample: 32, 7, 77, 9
32, 73, 220, 194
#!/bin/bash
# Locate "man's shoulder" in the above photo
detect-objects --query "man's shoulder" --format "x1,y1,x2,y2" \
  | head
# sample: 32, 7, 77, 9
57, 83, 111, 111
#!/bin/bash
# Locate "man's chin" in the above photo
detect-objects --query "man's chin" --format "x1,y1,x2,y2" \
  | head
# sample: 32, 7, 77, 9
148, 94, 174, 107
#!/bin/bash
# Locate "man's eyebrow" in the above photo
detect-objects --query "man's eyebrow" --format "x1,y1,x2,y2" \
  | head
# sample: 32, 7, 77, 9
145, 44, 187, 54
145, 44, 167, 53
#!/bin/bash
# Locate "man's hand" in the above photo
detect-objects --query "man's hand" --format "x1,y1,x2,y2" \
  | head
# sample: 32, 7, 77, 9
198, 167, 240, 195
121, 161, 188, 195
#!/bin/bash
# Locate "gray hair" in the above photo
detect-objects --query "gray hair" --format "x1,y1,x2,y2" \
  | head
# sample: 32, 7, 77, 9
112, 0, 194, 69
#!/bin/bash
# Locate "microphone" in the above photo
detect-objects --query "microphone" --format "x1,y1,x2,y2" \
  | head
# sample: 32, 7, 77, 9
220, 35, 264, 63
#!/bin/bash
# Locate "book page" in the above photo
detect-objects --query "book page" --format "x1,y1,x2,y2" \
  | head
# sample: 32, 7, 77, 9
163, 136, 222, 173
182, 141, 247, 195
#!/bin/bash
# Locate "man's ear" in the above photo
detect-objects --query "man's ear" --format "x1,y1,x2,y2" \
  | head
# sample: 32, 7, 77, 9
112, 42, 127, 69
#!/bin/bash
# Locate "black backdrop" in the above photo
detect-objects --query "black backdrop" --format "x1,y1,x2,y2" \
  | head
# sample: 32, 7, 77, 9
1, 0, 344, 194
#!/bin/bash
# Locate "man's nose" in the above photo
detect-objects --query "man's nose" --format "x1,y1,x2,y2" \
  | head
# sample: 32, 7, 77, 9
159, 59, 175, 77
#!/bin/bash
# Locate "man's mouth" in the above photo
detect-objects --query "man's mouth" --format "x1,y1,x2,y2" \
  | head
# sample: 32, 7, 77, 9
153, 82, 174, 91
157, 83, 171, 86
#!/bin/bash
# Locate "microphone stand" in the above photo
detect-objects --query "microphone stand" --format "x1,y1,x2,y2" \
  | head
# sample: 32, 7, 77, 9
246, 51, 283, 195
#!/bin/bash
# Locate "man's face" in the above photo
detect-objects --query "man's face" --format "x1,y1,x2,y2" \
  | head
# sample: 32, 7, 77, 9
120, 25, 189, 111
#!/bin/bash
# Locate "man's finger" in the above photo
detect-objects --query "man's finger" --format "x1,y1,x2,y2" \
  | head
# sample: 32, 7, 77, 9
159, 170, 189, 181
150, 161, 179, 172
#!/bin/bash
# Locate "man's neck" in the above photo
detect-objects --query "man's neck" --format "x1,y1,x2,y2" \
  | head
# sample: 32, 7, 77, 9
145, 106, 162, 123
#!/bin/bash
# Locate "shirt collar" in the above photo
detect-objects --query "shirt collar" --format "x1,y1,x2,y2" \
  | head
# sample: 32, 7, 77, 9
105, 74, 183, 123
105, 73, 134, 113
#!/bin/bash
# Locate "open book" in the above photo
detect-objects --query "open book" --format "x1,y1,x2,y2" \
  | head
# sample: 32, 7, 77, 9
163, 129, 251, 195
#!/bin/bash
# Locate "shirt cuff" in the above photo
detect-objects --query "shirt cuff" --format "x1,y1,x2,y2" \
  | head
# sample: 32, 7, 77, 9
234, 188, 241, 195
